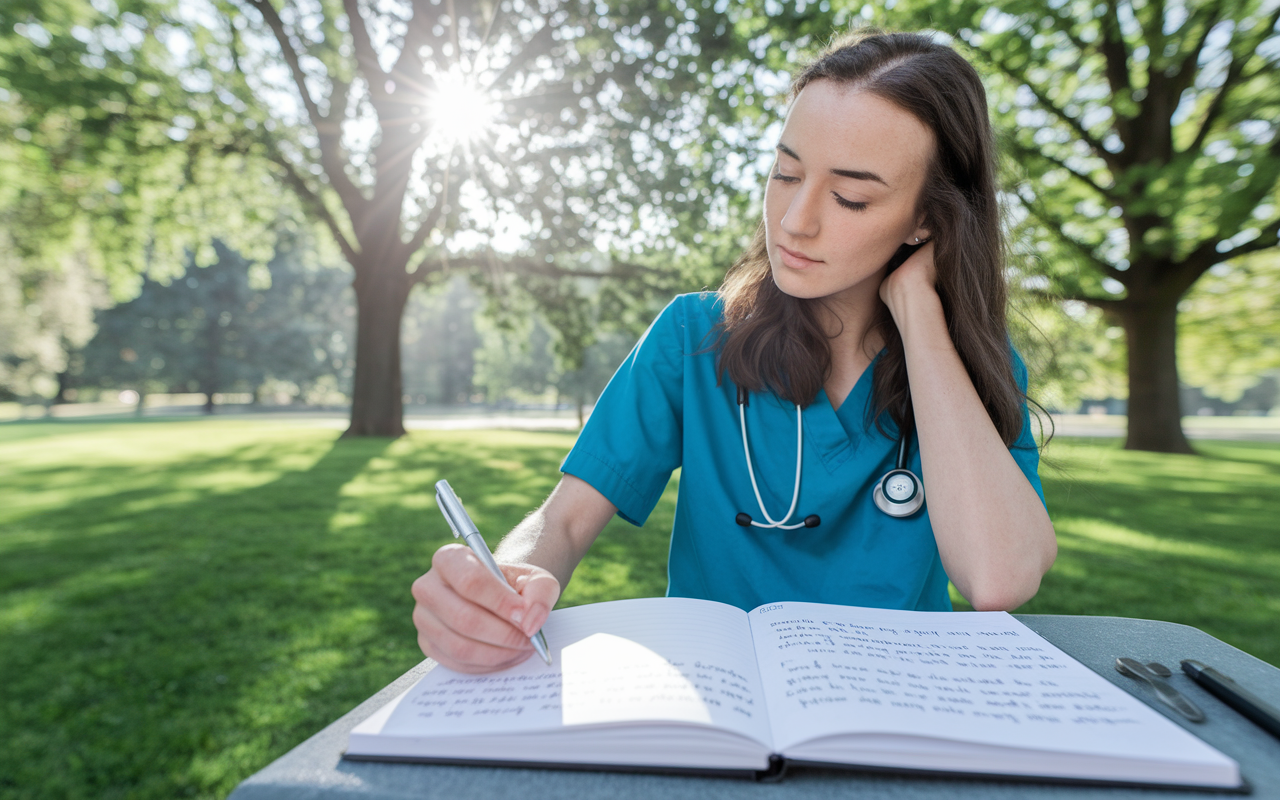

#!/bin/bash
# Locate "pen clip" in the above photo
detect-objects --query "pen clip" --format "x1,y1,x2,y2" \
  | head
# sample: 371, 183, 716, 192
436, 491, 462, 538
435, 479, 478, 540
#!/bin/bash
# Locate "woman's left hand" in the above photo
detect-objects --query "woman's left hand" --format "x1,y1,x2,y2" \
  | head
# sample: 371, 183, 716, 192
879, 240, 938, 322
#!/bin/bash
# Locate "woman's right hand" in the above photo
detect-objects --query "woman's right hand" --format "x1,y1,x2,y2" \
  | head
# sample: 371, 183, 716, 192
411, 544, 561, 674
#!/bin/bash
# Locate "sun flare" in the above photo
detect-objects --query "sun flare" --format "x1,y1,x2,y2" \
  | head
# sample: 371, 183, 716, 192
426, 69, 500, 147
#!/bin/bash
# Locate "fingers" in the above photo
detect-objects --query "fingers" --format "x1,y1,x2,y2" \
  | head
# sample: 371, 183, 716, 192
410, 544, 561, 673
433, 544, 533, 631
413, 597, 533, 674
502, 564, 560, 637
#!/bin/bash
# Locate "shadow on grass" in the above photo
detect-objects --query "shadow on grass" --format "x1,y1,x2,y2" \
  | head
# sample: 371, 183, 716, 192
0, 427, 678, 800
1023, 440, 1280, 668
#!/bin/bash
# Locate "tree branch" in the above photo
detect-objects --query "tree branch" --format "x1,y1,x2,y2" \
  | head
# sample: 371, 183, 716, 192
978, 48, 1120, 170
341, 0, 388, 101
267, 154, 360, 266
1026, 286, 1125, 313
247, 0, 323, 124
403, 197, 447, 270
1101, 0, 1133, 99
246, 0, 367, 221
1168, 2, 1222, 101
390, 3, 440, 91
1186, 4, 1280, 155
1214, 217, 1280, 263
1019, 192, 1127, 280
1006, 138, 1116, 200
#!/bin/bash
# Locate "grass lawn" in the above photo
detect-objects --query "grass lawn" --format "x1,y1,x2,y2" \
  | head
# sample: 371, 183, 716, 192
1, 418, 1277, 799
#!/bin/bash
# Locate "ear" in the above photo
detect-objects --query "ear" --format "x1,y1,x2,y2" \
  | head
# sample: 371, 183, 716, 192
907, 214, 931, 245
906, 226, 932, 245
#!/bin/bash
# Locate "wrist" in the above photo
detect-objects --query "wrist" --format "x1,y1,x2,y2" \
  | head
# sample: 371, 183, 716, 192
886, 278, 945, 340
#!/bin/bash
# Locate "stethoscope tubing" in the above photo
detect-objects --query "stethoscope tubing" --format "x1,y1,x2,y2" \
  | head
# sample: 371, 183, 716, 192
737, 387, 923, 527
738, 401, 809, 529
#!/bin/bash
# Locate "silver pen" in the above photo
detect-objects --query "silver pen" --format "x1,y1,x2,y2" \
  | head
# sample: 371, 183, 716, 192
434, 479, 552, 666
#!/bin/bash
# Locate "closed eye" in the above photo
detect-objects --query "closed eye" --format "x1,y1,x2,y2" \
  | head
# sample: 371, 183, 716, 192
832, 193, 867, 211
770, 171, 799, 183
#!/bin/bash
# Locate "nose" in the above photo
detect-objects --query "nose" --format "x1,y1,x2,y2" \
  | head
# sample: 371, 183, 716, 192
780, 182, 820, 239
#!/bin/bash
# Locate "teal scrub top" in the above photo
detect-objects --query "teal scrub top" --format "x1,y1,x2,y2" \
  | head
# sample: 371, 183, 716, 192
560, 293, 1045, 613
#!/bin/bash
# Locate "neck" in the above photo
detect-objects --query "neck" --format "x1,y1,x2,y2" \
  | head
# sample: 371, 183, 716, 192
813, 282, 887, 411
814, 280, 886, 364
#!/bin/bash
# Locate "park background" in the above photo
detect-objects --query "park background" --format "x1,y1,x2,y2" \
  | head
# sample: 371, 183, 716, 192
2, 0, 1278, 797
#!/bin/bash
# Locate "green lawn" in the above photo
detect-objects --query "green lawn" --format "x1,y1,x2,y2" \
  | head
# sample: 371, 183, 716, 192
0, 419, 1276, 799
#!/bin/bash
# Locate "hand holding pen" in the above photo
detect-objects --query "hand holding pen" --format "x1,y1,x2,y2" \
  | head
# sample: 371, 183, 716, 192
409, 480, 559, 673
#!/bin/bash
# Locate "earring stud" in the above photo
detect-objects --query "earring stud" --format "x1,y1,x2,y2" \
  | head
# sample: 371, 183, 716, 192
914, 237, 921, 244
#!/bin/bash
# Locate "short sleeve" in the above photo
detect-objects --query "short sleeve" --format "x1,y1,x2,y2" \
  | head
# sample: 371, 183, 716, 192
560, 298, 687, 525
1009, 348, 1047, 509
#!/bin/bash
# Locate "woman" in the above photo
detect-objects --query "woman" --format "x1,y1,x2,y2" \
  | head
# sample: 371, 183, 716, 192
412, 30, 1058, 674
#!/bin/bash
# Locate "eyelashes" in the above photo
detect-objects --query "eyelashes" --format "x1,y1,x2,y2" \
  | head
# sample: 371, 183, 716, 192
770, 173, 868, 212
832, 195, 868, 212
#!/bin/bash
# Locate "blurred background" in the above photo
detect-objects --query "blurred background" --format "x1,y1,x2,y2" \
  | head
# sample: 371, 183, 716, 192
2, 0, 1276, 448
2, 1, 1278, 797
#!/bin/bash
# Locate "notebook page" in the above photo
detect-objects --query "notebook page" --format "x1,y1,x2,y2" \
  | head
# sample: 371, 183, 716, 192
369, 597, 772, 746
748, 602, 1235, 770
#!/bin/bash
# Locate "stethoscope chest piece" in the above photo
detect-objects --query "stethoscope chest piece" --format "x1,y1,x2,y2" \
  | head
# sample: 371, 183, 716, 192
873, 468, 925, 517
735, 385, 925, 528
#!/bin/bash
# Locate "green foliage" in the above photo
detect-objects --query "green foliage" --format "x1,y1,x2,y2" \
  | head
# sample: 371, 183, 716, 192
915, 0, 1280, 283
0, 0, 286, 295
1009, 293, 1127, 411
1178, 252, 1280, 401
77, 237, 354, 401
0, 234, 108, 400
874, 0, 1280, 433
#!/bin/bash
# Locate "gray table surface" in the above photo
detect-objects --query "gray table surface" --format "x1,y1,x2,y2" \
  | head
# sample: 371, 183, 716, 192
229, 615, 1280, 799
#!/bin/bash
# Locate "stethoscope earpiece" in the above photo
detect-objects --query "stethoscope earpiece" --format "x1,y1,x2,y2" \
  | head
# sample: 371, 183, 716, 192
734, 386, 924, 530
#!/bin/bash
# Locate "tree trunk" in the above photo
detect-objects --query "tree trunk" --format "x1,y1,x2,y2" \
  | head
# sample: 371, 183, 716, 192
345, 274, 412, 438
1119, 296, 1194, 454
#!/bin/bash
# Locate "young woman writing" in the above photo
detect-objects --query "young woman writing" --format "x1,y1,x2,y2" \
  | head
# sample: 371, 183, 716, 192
412, 30, 1058, 674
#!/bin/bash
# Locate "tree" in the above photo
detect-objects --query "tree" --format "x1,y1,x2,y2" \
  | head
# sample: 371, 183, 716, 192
888, 0, 1280, 451
78, 237, 355, 409
198, 0, 796, 436
0, 233, 107, 403
6, 0, 872, 437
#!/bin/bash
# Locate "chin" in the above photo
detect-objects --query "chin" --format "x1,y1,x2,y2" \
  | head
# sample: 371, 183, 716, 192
769, 266, 844, 303
769, 261, 826, 300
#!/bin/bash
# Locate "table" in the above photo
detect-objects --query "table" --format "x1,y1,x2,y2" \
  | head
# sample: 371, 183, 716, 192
228, 615, 1280, 799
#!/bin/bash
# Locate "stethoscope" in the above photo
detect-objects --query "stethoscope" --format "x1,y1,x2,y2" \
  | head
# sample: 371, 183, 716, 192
733, 386, 925, 530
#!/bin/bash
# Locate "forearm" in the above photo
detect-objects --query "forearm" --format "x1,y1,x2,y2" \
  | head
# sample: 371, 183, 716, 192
493, 474, 615, 591
893, 291, 1056, 610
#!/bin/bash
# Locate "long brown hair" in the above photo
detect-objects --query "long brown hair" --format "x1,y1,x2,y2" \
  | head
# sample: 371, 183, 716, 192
715, 30, 1025, 446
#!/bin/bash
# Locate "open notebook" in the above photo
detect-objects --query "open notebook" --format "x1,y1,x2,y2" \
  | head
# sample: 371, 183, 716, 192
346, 598, 1242, 789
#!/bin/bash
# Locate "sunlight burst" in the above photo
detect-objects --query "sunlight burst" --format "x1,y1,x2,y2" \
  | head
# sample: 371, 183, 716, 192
426, 69, 500, 148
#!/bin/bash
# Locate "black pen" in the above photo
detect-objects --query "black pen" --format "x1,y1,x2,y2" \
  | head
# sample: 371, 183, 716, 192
1182, 660, 1280, 740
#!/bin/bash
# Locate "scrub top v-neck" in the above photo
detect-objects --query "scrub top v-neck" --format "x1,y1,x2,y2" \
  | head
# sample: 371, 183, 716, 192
560, 293, 1045, 613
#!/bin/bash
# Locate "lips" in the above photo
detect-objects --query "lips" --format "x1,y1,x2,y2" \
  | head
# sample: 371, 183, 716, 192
777, 244, 822, 269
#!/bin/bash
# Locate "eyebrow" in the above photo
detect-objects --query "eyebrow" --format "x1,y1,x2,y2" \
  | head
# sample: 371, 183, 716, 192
775, 143, 889, 187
